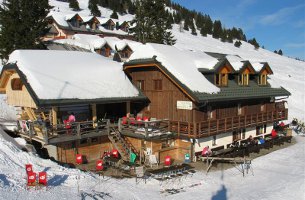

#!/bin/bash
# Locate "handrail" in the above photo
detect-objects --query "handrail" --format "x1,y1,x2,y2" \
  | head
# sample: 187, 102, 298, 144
174, 109, 287, 139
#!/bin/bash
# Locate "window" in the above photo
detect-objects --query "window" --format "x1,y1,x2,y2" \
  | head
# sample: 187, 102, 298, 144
153, 79, 162, 90
238, 73, 249, 86
80, 139, 88, 145
11, 78, 23, 90
137, 80, 145, 90
258, 74, 267, 85
261, 104, 266, 112
212, 135, 217, 146
215, 73, 228, 86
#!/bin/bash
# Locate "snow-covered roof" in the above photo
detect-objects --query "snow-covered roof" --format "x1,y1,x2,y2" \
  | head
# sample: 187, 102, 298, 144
53, 38, 92, 50
72, 34, 106, 49
129, 43, 220, 94
65, 13, 79, 21
99, 26, 128, 35
48, 11, 69, 27
79, 15, 94, 23
104, 37, 128, 51
251, 62, 265, 72
226, 55, 245, 71
97, 17, 113, 25
8, 50, 141, 100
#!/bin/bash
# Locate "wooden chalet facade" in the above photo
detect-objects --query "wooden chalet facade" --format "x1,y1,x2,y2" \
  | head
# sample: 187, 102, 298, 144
123, 45, 290, 155
0, 50, 147, 165
0, 44, 291, 166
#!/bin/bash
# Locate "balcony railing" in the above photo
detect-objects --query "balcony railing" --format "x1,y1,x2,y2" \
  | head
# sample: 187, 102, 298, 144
169, 109, 288, 139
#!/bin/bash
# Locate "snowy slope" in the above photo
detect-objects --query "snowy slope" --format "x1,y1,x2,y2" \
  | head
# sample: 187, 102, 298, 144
1, 127, 304, 200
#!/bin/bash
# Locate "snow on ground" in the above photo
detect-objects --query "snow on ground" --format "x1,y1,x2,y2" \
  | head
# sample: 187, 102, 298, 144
0, 127, 304, 200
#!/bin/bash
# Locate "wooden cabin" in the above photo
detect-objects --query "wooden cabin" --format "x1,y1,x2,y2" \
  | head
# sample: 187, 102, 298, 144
0, 50, 147, 165
100, 19, 116, 31
123, 44, 290, 157
95, 42, 113, 57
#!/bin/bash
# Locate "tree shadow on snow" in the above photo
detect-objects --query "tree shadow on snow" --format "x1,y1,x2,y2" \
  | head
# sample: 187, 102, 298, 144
0, 174, 10, 186
48, 174, 69, 186
211, 184, 227, 200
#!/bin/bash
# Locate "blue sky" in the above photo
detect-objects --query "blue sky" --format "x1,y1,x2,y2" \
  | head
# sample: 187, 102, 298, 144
172, 0, 305, 60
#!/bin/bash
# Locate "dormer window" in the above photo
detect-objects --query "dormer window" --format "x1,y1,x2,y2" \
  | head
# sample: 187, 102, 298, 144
215, 73, 228, 86
258, 74, 267, 85
238, 73, 249, 86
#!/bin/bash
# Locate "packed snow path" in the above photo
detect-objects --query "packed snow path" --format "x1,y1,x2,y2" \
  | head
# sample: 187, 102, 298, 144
0, 128, 304, 200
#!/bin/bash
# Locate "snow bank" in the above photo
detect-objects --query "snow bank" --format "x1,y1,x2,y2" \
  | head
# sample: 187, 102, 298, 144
8, 50, 140, 100
129, 43, 220, 94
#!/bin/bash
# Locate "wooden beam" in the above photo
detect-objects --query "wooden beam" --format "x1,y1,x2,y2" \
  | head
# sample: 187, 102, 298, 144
126, 101, 131, 115
91, 103, 97, 122
51, 107, 58, 125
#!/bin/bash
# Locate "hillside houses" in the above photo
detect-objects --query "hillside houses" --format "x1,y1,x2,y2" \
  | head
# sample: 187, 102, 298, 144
52, 34, 141, 61
0, 44, 290, 165
45, 12, 133, 41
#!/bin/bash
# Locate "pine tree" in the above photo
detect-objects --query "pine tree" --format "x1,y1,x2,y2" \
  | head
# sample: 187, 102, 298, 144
183, 19, 189, 31
110, 10, 118, 19
274, 50, 278, 54
248, 38, 260, 49
212, 20, 222, 39
200, 27, 207, 36
0, 0, 51, 60
88, 0, 101, 17
205, 15, 213, 35
131, 0, 175, 45
278, 49, 283, 55
69, 0, 80, 11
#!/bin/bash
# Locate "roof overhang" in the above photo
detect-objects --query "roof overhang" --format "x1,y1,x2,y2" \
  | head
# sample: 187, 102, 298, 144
1, 63, 148, 107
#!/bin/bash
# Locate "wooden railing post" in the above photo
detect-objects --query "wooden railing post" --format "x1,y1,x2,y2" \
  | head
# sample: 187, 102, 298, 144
193, 122, 197, 138
77, 123, 81, 139
198, 122, 201, 137
216, 120, 219, 134
42, 124, 48, 144
168, 120, 170, 132
224, 118, 227, 131
188, 122, 191, 138
177, 121, 180, 138
208, 120, 210, 136
238, 116, 241, 128
231, 118, 233, 129
118, 118, 122, 132
145, 122, 148, 138
272, 111, 274, 122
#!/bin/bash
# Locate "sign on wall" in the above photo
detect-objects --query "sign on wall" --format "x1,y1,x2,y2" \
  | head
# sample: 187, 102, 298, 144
177, 101, 192, 110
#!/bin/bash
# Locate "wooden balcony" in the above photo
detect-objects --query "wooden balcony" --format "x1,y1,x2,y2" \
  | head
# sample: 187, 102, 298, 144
169, 109, 288, 139
19, 120, 110, 144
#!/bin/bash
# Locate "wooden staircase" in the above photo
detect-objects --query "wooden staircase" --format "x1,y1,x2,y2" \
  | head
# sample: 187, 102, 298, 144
108, 128, 139, 162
